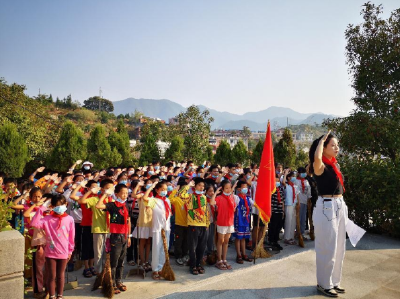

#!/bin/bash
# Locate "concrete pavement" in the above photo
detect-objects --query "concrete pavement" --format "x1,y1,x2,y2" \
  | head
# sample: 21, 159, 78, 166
54, 233, 400, 299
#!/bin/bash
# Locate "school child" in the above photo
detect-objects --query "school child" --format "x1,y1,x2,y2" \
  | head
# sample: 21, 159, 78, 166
143, 181, 172, 280
96, 184, 131, 294
31, 194, 75, 299
284, 171, 300, 245
296, 167, 311, 237
224, 163, 240, 184
80, 179, 114, 274
176, 178, 209, 275
70, 180, 96, 278
168, 178, 190, 266
210, 180, 239, 270
268, 176, 285, 250
22, 187, 47, 299
131, 179, 153, 271
126, 180, 140, 266
234, 181, 253, 263
204, 185, 216, 258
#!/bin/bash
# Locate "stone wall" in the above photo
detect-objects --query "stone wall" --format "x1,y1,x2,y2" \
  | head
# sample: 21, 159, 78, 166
0, 230, 25, 299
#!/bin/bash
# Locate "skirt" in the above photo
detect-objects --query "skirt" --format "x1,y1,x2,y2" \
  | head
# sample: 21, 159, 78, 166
217, 225, 235, 234
132, 226, 153, 239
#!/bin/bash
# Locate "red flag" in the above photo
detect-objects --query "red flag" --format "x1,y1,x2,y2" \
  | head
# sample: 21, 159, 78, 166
254, 121, 276, 224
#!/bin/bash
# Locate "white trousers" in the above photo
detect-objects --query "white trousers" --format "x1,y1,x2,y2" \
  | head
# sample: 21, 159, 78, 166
151, 230, 170, 272
283, 205, 296, 240
313, 196, 348, 289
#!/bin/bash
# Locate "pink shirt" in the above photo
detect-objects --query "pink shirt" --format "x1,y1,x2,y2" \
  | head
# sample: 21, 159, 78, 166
31, 206, 75, 259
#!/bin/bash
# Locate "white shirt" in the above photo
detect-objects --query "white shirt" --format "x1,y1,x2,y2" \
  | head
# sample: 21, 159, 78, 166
295, 178, 311, 205
285, 184, 300, 206
148, 197, 171, 232
64, 189, 82, 223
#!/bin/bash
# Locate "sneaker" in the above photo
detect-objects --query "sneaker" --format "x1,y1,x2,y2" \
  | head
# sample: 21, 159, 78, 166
334, 286, 345, 293
183, 255, 189, 262
83, 268, 93, 278
176, 258, 184, 266
317, 285, 338, 297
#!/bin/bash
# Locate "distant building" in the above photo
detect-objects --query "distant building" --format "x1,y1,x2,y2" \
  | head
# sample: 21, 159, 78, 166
156, 140, 170, 158
168, 117, 179, 125
208, 135, 248, 154
296, 132, 314, 142
129, 140, 137, 148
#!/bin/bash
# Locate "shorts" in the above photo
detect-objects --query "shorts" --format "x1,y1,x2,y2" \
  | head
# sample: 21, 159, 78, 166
132, 226, 152, 239
252, 214, 265, 227
217, 225, 235, 234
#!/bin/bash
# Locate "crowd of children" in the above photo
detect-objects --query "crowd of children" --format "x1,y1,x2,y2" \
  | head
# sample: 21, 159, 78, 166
1, 159, 318, 298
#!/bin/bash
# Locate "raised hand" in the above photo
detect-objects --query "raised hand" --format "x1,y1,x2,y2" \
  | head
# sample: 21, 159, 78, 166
91, 186, 101, 194
37, 166, 45, 173
105, 186, 115, 195
138, 181, 145, 187
75, 160, 83, 165
79, 180, 88, 188
322, 130, 332, 143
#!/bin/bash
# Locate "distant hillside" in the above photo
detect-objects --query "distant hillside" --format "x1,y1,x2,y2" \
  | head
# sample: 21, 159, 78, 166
112, 98, 336, 131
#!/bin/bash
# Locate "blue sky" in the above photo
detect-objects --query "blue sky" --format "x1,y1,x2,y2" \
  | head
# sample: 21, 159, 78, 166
1, 0, 398, 116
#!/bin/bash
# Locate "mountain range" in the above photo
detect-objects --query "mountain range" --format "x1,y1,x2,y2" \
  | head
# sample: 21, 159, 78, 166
112, 98, 337, 131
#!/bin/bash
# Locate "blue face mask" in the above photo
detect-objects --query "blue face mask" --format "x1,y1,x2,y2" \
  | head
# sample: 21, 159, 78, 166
120, 180, 128, 185
53, 205, 67, 215
159, 191, 167, 197
159, 176, 166, 180
84, 166, 90, 170
290, 177, 297, 183
246, 175, 251, 179
195, 190, 204, 195
212, 175, 218, 178
148, 171, 154, 175
146, 184, 152, 190
167, 185, 173, 192
223, 192, 231, 196
154, 166, 160, 170
241, 188, 248, 194
276, 182, 281, 187
115, 197, 126, 204
300, 173, 307, 178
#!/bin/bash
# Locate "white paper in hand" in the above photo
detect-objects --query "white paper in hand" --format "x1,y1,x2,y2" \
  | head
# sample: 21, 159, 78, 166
346, 219, 366, 247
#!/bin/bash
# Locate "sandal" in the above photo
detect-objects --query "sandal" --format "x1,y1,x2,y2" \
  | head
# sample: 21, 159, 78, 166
82, 268, 92, 278
116, 283, 127, 292
128, 260, 136, 266
223, 260, 232, 270
89, 267, 98, 276
197, 266, 205, 274
236, 255, 244, 264
113, 286, 121, 294
215, 260, 227, 270
152, 271, 161, 280
145, 262, 152, 272
190, 267, 199, 275
242, 255, 253, 262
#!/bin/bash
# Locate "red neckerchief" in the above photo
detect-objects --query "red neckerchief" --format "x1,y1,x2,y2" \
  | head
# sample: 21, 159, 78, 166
155, 195, 171, 220
322, 156, 345, 193
298, 178, 306, 193
114, 200, 129, 236
221, 193, 235, 213
238, 193, 250, 221
276, 188, 282, 203
225, 174, 232, 180
288, 181, 296, 203
192, 193, 205, 216
50, 211, 68, 229
26, 200, 39, 212
206, 196, 215, 216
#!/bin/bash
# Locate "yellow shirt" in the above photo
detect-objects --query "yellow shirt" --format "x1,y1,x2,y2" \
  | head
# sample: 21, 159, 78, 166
86, 196, 112, 234
168, 189, 188, 227
178, 186, 209, 227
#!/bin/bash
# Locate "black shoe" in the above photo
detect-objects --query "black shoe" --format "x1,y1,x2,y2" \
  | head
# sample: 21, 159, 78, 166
274, 243, 283, 250
334, 286, 345, 293
317, 285, 338, 297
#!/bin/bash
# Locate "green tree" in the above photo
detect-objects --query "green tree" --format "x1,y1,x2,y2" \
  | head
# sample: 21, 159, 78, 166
295, 149, 309, 169
139, 135, 160, 166
176, 105, 214, 164
232, 140, 249, 166
324, 3, 400, 237
251, 139, 264, 164
0, 123, 29, 177
108, 121, 132, 166
47, 121, 87, 171
206, 145, 214, 163
87, 125, 121, 169
164, 136, 184, 162
83, 96, 114, 113
274, 128, 296, 167
214, 140, 232, 166
242, 126, 252, 138
0, 79, 60, 168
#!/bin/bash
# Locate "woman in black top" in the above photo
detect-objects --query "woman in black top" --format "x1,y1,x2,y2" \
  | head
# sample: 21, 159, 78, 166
309, 131, 347, 298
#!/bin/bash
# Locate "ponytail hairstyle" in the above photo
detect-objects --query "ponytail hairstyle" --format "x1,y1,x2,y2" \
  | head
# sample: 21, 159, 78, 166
308, 133, 336, 174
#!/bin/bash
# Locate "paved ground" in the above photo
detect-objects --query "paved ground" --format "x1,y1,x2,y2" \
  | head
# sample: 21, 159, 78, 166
32, 233, 400, 299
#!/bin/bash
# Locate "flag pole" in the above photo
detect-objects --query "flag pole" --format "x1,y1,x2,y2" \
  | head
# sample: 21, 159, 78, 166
253, 214, 260, 265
